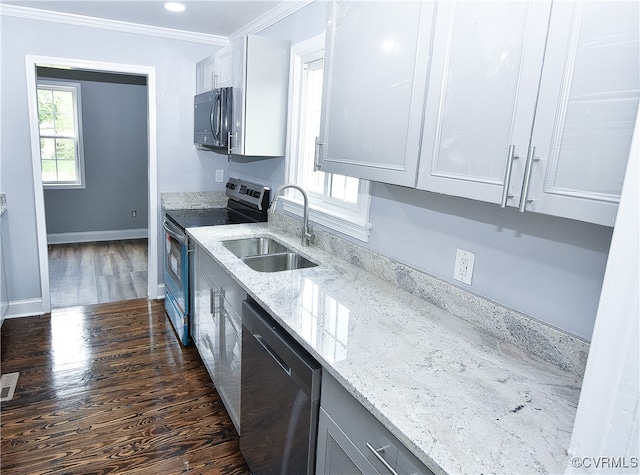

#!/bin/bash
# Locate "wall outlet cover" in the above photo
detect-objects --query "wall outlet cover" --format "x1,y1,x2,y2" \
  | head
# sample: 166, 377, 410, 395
454, 248, 475, 285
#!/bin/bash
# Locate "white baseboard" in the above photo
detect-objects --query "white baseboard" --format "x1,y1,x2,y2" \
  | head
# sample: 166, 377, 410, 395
5, 298, 45, 318
154, 283, 166, 300
47, 228, 148, 244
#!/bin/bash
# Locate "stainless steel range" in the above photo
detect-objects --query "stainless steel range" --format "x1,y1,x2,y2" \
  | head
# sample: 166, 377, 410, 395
163, 178, 270, 346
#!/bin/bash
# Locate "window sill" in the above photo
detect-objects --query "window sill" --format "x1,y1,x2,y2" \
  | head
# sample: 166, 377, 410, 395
43, 183, 85, 190
281, 197, 371, 242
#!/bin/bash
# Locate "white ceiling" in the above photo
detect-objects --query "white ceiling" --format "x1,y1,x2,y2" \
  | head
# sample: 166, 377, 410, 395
0, 1, 295, 37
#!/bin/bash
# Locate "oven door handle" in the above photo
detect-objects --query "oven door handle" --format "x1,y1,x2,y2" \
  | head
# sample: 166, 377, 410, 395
163, 218, 187, 246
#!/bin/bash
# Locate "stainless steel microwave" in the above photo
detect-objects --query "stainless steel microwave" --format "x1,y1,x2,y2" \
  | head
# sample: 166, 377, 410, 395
194, 87, 232, 151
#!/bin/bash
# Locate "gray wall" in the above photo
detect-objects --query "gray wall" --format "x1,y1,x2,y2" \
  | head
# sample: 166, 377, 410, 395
368, 184, 612, 340
41, 70, 149, 235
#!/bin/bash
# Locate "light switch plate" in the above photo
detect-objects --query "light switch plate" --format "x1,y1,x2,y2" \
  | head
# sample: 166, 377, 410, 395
454, 248, 475, 285
215, 169, 224, 183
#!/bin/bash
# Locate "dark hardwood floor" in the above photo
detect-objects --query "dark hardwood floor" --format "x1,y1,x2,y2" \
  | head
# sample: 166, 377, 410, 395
48, 239, 148, 309
0, 298, 250, 474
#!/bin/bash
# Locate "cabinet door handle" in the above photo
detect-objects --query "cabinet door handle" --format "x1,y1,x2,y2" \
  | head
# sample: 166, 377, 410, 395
519, 145, 540, 212
209, 289, 215, 315
227, 131, 234, 156
366, 442, 399, 475
500, 144, 520, 208
314, 137, 323, 171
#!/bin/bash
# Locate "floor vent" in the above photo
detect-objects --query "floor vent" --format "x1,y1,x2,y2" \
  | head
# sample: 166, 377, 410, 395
0, 372, 20, 402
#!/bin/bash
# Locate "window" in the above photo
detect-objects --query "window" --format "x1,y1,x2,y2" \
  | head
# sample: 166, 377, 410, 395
285, 34, 372, 242
37, 81, 85, 188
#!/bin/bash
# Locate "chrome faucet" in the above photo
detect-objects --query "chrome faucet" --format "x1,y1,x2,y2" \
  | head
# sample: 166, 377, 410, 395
269, 184, 313, 247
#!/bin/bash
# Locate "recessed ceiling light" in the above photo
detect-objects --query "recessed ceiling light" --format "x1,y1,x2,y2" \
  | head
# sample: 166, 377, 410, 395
164, 2, 187, 13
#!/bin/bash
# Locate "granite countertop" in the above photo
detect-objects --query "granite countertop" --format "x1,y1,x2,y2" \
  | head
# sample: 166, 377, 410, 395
187, 223, 581, 475
0, 193, 6, 216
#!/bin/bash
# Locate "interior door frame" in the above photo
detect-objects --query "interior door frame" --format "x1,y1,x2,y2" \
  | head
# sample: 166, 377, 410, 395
25, 55, 159, 312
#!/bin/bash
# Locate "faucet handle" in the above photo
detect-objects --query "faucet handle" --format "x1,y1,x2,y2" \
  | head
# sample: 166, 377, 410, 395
303, 230, 314, 247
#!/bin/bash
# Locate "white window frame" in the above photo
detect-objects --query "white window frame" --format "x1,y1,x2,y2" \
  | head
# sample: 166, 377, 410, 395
284, 33, 372, 242
37, 80, 86, 189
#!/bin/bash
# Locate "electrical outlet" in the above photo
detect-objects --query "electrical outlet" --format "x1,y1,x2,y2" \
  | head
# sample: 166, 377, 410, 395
454, 248, 475, 285
131, 210, 137, 218
215, 169, 224, 183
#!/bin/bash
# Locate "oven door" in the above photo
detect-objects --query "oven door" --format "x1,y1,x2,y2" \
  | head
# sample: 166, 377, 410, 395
163, 217, 189, 345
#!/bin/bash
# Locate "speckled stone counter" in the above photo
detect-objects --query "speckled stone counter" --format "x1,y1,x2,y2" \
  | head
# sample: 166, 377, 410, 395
188, 222, 582, 475
0, 193, 6, 216
161, 191, 227, 210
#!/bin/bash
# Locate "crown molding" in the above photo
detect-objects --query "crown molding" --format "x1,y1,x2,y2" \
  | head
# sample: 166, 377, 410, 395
229, 0, 317, 42
0, 4, 228, 46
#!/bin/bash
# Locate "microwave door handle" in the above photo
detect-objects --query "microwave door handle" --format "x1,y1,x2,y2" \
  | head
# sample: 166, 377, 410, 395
222, 90, 231, 147
215, 91, 223, 143
211, 91, 219, 143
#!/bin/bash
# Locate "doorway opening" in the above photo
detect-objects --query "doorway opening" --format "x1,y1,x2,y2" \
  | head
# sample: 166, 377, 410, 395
35, 66, 149, 309
26, 56, 159, 313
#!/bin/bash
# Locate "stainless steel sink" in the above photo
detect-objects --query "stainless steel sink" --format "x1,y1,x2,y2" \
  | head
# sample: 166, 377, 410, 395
242, 252, 318, 273
222, 237, 289, 258
221, 236, 319, 272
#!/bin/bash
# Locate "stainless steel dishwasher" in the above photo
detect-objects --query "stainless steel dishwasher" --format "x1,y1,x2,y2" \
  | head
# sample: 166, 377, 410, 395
240, 298, 321, 475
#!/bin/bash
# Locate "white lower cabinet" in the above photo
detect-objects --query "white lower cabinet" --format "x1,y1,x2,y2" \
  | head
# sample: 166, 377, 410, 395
316, 373, 434, 475
192, 245, 242, 433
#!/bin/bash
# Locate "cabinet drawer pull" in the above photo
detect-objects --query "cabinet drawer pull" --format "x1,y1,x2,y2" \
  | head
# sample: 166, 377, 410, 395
519, 145, 540, 212
500, 144, 520, 208
366, 442, 399, 475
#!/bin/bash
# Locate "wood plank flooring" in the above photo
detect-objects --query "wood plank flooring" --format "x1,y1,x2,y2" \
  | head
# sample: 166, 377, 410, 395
0, 298, 250, 474
48, 240, 148, 309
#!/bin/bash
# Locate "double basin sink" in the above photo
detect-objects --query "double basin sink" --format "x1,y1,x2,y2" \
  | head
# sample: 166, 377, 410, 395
221, 237, 318, 273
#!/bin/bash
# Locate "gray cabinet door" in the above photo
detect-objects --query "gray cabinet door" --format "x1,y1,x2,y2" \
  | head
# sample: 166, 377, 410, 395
316, 408, 378, 475
193, 245, 243, 434
317, 373, 435, 475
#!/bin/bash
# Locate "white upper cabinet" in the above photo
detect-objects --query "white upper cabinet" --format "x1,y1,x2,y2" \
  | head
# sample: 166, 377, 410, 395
416, 1, 552, 205
522, 1, 639, 226
195, 45, 232, 94
317, 1, 436, 187
417, 0, 638, 226
231, 35, 290, 157
213, 45, 233, 89
196, 54, 216, 94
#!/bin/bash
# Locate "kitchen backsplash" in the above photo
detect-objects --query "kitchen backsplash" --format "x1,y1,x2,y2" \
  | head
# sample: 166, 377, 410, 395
269, 211, 589, 377
161, 191, 227, 210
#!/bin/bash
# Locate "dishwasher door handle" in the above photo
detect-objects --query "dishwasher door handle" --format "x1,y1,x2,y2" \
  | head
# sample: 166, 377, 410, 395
255, 334, 291, 376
